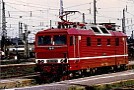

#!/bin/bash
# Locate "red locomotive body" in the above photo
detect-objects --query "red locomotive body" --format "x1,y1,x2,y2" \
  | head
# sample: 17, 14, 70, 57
35, 23, 128, 82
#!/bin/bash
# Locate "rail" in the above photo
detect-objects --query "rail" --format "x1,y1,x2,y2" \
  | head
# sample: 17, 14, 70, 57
0, 63, 36, 79
0, 61, 134, 79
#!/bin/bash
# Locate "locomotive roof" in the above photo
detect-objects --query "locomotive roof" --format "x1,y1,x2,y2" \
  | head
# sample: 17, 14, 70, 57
37, 27, 127, 37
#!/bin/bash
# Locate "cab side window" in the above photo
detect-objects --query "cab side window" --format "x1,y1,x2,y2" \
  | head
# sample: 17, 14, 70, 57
70, 36, 73, 46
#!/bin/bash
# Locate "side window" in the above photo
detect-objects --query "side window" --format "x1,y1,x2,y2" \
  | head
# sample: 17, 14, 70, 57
115, 38, 119, 46
70, 36, 73, 46
107, 39, 111, 46
97, 38, 101, 46
87, 37, 91, 46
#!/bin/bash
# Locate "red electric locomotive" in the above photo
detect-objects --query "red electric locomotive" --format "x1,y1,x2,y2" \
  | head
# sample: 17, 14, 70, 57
35, 20, 128, 82
35, 0, 128, 82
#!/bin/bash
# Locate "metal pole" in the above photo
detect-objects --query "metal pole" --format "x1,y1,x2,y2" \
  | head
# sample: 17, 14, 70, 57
132, 30, 134, 39
50, 20, 52, 29
15, 39, 19, 62
82, 13, 85, 23
1, 0, 7, 55
93, 0, 97, 24
60, 0, 64, 17
24, 24, 29, 59
19, 22, 23, 39
122, 8, 126, 34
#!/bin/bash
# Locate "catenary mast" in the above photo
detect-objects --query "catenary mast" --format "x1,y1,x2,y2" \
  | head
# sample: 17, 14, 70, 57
1, 0, 7, 55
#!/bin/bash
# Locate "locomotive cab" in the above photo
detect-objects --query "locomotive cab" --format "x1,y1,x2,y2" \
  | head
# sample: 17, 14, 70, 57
35, 30, 73, 82
35, 33, 68, 64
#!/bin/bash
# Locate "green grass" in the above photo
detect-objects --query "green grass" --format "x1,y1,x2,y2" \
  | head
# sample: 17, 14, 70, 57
68, 79, 134, 90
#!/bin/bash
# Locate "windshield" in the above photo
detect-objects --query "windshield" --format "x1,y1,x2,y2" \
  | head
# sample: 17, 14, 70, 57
37, 35, 67, 45
38, 36, 51, 45
53, 35, 67, 45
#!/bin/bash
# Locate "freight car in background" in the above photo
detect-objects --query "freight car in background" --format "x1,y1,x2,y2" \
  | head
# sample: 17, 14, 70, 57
34, 21, 128, 83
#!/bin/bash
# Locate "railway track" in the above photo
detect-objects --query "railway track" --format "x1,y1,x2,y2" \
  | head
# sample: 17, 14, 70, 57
0, 61, 134, 89
0, 63, 36, 79
0, 60, 134, 79
6, 70, 134, 90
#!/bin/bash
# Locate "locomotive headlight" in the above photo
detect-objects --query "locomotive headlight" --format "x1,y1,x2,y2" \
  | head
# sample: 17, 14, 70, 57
69, 73, 73, 77
48, 47, 54, 50
41, 60, 44, 63
37, 60, 41, 63
37, 60, 44, 63
35, 59, 39, 63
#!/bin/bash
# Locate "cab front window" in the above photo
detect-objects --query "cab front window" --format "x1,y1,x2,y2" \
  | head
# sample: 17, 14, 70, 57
53, 35, 67, 45
38, 36, 51, 45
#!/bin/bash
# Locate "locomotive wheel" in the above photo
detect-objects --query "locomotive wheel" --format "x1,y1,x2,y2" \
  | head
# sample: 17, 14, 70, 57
40, 74, 59, 83
90, 68, 96, 75
41, 76, 53, 83
120, 64, 127, 71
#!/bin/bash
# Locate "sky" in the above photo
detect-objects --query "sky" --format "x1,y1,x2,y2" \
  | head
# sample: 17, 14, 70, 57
0, 0, 134, 42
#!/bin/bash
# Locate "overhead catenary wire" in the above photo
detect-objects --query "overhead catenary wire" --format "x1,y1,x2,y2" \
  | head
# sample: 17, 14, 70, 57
4, 0, 128, 21
4, 4, 59, 23
1, 0, 134, 37
126, 11, 134, 17
11, 0, 59, 9
65, 2, 92, 9
5, 1, 59, 11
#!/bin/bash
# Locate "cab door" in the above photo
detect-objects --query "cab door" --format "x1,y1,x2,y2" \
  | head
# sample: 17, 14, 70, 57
68, 35, 81, 70
68, 35, 80, 58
